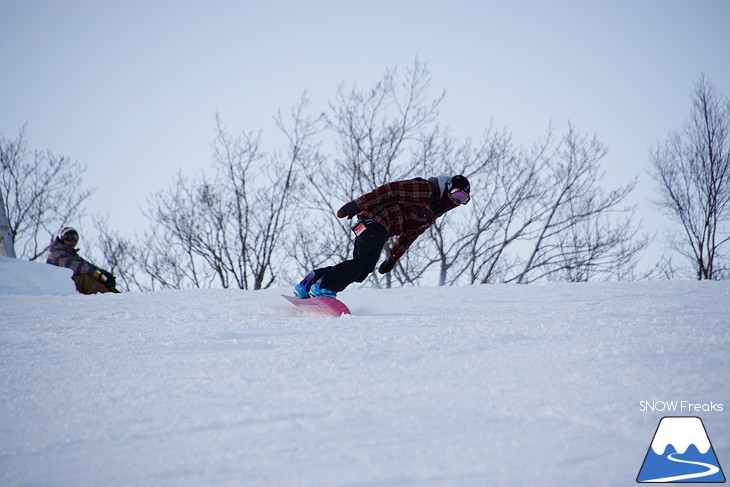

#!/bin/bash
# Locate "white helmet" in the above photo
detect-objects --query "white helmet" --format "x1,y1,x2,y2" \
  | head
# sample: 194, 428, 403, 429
58, 227, 79, 242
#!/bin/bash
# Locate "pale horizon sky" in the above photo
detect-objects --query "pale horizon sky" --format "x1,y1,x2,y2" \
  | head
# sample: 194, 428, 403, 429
2, 1, 729, 262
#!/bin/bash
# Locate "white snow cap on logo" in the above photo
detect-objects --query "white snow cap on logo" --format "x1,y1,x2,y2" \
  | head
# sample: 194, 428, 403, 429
650, 417, 712, 455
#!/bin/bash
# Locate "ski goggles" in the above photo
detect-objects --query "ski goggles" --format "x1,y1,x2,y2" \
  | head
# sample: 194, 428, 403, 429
450, 188, 470, 205
62, 231, 79, 242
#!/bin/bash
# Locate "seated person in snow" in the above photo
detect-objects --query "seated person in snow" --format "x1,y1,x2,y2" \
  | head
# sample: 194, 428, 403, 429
46, 227, 120, 294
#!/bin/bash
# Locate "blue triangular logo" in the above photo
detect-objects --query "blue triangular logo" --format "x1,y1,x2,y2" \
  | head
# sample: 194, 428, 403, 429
637, 416, 725, 483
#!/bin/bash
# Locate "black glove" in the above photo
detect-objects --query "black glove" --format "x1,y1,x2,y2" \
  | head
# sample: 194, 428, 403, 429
336, 201, 359, 219
378, 257, 397, 274
99, 269, 117, 290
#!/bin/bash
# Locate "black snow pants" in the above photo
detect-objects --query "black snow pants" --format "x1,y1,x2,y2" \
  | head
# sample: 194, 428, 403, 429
316, 219, 388, 292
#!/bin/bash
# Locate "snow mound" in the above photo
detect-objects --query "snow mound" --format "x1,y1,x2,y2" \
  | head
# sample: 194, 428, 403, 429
0, 256, 76, 295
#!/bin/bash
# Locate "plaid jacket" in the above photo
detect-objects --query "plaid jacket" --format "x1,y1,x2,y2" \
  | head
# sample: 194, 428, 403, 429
353, 177, 456, 260
46, 239, 97, 276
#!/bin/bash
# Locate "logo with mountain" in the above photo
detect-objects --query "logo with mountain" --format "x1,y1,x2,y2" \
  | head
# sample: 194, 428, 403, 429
637, 416, 725, 483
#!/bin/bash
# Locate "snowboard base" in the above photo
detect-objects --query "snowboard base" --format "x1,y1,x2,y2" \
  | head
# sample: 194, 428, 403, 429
282, 294, 350, 317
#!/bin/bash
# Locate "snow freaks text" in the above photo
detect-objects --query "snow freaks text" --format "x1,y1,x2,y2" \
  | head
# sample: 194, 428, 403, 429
640, 401, 724, 413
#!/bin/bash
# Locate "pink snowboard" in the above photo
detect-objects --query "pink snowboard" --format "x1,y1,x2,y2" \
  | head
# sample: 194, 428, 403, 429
282, 295, 351, 317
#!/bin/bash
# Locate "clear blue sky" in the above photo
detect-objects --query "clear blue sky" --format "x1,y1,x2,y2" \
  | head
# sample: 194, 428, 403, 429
2, 0, 729, 244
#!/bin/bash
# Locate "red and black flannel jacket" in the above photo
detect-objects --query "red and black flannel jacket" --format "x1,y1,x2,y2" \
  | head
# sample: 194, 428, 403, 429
353, 177, 456, 260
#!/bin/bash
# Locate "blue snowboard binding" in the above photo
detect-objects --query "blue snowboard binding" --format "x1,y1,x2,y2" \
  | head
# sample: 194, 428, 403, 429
309, 282, 337, 299
293, 271, 337, 299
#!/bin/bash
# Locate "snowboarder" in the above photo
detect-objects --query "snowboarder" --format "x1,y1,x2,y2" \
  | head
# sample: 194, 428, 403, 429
294, 175, 471, 298
46, 227, 120, 294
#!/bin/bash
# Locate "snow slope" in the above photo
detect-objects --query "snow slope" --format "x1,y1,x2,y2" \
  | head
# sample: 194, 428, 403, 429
1, 259, 729, 486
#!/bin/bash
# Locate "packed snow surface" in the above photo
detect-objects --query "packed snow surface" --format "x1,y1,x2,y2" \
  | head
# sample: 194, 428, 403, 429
1, 258, 728, 486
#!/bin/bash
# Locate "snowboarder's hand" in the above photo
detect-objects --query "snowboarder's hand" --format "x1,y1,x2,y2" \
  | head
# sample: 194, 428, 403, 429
378, 257, 397, 274
97, 268, 116, 289
103, 272, 117, 290
336, 201, 359, 219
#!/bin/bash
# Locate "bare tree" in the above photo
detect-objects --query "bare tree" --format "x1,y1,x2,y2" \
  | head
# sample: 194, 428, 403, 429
93, 215, 149, 292
458, 131, 548, 285
413, 122, 646, 286
92, 63, 650, 290
293, 58, 446, 288
395, 125, 529, 286
325, 57, 444, 192
142, 172, 218, 288
102, 98, 317, 291
512, 124, 646, 283
451, 127, 548, 286
0, 125, 94, 260
650, 74, 730, 279
288, 63, 647, 287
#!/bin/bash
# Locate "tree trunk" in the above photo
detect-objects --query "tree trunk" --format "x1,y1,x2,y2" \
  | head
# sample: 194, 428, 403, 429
0, 191, 16, 258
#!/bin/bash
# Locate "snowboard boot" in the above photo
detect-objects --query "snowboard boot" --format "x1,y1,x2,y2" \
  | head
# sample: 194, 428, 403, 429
309, 282, 337, 299
293, 270, 320, 299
